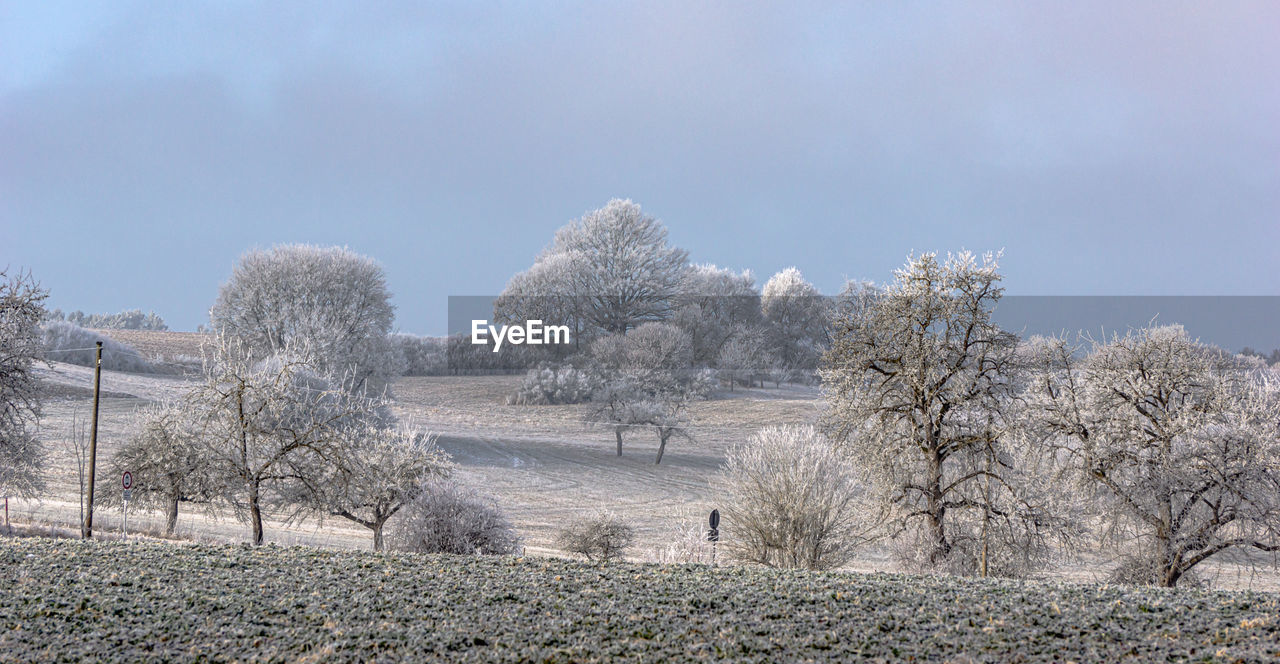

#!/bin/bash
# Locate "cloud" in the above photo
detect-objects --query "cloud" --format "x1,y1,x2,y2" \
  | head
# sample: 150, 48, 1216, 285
2, 1, 1277, 332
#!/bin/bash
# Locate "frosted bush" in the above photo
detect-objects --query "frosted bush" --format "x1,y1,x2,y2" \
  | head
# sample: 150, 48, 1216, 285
557, 511, 634, 562
648, 508, 716, 565
388, 482, 520, 555
718, 425, 874, 570
508, 363, 598, 405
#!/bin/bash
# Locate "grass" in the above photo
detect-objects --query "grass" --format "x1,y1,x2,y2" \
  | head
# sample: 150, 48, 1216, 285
2, 537, 1278, 662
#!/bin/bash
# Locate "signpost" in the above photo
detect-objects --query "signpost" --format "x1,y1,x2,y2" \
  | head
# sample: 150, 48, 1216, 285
121, 472, 133, 540
707, 509, 720, 566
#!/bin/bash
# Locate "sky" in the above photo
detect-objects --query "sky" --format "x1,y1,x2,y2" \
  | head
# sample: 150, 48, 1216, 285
2, 1, 1277, 334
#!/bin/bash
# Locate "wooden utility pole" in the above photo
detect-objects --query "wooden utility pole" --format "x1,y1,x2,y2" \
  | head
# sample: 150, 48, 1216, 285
83, 341, 102, 539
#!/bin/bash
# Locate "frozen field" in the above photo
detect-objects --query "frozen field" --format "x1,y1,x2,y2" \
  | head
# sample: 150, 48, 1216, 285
14, 332, 1280, 591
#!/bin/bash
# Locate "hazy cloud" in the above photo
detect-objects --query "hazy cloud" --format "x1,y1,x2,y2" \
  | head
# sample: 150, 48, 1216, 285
3, 1, 1277, 332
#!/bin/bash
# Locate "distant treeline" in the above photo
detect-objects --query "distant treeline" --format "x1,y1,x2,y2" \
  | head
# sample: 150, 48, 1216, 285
46, 308, 168, 331
1240, 347, 1280, 366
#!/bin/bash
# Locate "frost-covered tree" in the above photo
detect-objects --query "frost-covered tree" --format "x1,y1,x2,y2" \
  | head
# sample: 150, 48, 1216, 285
297, 421, 453, 551
106, 402, 215, 536
716, 326, 773, 390
493, 251, 586, 355
0, 269, 48, 500
821, 252, 1053, 573
1027, 326, 1280, 587
761, 267, 828, 383
671, 264, 760, 366
583, 379, 644, 457
502, 199, 688, 338
718, 425, 875, 570
192, 334, 378, 545
584, 323, 705, 463
209, 245, 397, 395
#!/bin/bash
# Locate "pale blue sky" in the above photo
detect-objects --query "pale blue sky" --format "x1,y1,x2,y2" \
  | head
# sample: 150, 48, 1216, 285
3, 2, 1277, 334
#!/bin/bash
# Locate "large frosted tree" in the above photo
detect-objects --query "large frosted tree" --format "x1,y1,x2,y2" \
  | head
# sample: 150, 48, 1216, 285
497, 199, 688, 339
761, 267, 828, 381
210, 244, 398, 394
822, 252, 1058, 575
0, 269, 48, 500
193, 334, 379, 545
293, 420, 454, 551
1027, 326, 1280, 587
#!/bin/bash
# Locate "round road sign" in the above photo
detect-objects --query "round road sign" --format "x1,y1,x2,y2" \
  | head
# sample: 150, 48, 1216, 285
122, 471, 133, 490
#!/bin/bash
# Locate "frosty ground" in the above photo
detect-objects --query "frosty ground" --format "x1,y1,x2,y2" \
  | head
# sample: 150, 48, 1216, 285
3, 538, 1278, 663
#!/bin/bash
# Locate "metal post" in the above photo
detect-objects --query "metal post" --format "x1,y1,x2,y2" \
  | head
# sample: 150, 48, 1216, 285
83, 341, 102, 540
122, 500, 128, 541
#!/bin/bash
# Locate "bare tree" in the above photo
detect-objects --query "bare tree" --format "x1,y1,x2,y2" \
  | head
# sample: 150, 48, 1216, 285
64, 411, 90, 528
298, 421, 454, 551
635, 397, 693, 466
1026, 326, 1280, 587
718, 425, 876, 570
0, 268, 48, 500
821, 252, 1053, 574
105, 402, 215, 536
192, 334, 377, 545
584, 379, 642, 457
209, 244, 398, 395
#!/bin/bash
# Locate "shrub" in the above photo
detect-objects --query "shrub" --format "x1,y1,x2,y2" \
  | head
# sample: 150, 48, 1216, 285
557, 511, 635, 562
388, 482, 520, 555
508, 363, 599, 405
717, 425, 874, 570
40, 321, 156, 373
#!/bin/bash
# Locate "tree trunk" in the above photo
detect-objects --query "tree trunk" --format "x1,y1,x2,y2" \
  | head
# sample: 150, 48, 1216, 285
249, 484, 265, 546
615, 428, 624, 457
373, 522, 385, 552
165, 495, 180, 537
925, 449, 949, 565
655, 430, 670, 465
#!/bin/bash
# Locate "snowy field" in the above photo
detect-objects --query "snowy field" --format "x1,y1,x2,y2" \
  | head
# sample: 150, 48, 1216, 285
14, 332, 1280, 591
